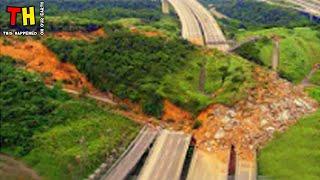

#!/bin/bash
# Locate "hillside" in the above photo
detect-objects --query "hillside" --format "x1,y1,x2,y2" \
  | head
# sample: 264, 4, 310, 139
235, 27, 320, 83
0, 56, 140, 179
43, 29, 256, 117
1, 0, 320, 178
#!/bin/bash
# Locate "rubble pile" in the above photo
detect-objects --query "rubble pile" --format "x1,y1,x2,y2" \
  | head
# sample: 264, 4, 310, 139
194, 68, 318, 159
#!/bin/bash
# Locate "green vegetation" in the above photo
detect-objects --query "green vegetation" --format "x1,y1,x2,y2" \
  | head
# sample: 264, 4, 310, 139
310, 70, 320, 86
235, 27, 320, 83
109, 16, 180, 39
44, 30, 255, 116
159, 52, 255, 113
1, 0, 162, 33
306, 87, 320, 103
201, 0, 316, 29
258, 110, 320, 179
0, 56, 140, 179
192, 119, 202, 129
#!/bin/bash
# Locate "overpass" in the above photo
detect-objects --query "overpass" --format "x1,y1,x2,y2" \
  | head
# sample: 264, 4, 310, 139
164, 0, 204, 45
260, 0, 320, 17
162, 0, 229, 51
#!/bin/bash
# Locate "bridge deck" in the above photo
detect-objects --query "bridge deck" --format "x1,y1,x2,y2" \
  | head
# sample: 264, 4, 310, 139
168, 0, 204, 45
102, 126, 158, 180
235, 151, 257, 180
187, 148, 230, 180
184, 0, 229, 51
137, 130, 191, 180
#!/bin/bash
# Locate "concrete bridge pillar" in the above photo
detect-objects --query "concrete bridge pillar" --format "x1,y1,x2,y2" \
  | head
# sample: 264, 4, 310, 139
162, 0, 170, 14
272, 39, 280, 71
310, 14, 314, 22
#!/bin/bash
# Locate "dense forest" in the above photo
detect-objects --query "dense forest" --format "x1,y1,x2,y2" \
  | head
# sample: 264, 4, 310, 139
44, 28, 255, 116
0, 0, 162, 32
0, 56, 139, 179
45, 31, 194, 116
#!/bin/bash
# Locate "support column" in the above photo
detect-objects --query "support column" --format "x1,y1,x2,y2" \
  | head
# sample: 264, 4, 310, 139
162, 0, 170, 14
309, 14, 313, 22
272, 39, 280, 71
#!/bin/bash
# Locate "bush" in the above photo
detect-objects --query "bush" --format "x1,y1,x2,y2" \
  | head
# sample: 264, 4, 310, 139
192, 119, 202, 129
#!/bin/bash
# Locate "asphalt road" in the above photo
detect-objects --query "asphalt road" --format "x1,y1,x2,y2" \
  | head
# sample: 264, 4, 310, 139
168, 0, 204, 45
167, 0, 229, 50
262, 0, 320, 17
184, 0, 229, 51
287, 0, 320, 16
137, 130, 191, 180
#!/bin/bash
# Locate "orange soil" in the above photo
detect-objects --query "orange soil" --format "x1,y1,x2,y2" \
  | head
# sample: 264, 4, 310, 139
50, 28, 106, 41
161, 100, 193, 131
130, 27, 163, 37
0, 38, 94, 91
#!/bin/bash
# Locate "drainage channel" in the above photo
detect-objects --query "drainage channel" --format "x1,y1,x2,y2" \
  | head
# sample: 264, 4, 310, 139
228, 145, 236, 180
180, 142, 196, 180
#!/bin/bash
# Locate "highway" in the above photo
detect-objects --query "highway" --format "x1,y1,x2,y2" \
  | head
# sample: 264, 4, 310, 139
168, 0, 204, 45
184, 0, 230, 51
166, 0, 229, 51
286, 0, 320, 16
102, 127, 158, 180
137, 130, 191, 180
261, 0, 320, 17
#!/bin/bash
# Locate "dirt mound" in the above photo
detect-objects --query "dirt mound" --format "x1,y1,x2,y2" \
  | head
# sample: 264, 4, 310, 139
162, 100, 193, 131
194, 67, 318, 159
0, 38, 94, 91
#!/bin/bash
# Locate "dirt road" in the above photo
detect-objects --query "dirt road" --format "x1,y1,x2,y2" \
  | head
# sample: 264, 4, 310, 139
0, 154, 41, 180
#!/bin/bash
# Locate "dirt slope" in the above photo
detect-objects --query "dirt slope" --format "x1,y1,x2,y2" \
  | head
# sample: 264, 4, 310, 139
0, 38, 94, 91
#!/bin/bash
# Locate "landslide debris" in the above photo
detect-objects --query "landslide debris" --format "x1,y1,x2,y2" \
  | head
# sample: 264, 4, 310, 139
194, 67, 318, 159
0, 38, 94, 91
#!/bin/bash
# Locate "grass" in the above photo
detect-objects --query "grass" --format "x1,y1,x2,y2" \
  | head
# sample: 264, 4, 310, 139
310, 70, 320, 86
23, 100, 140, 180
258, 110, 320, 179
159, 50, 255, 113
258, 65, 320, 179
236, 27, 320, 83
